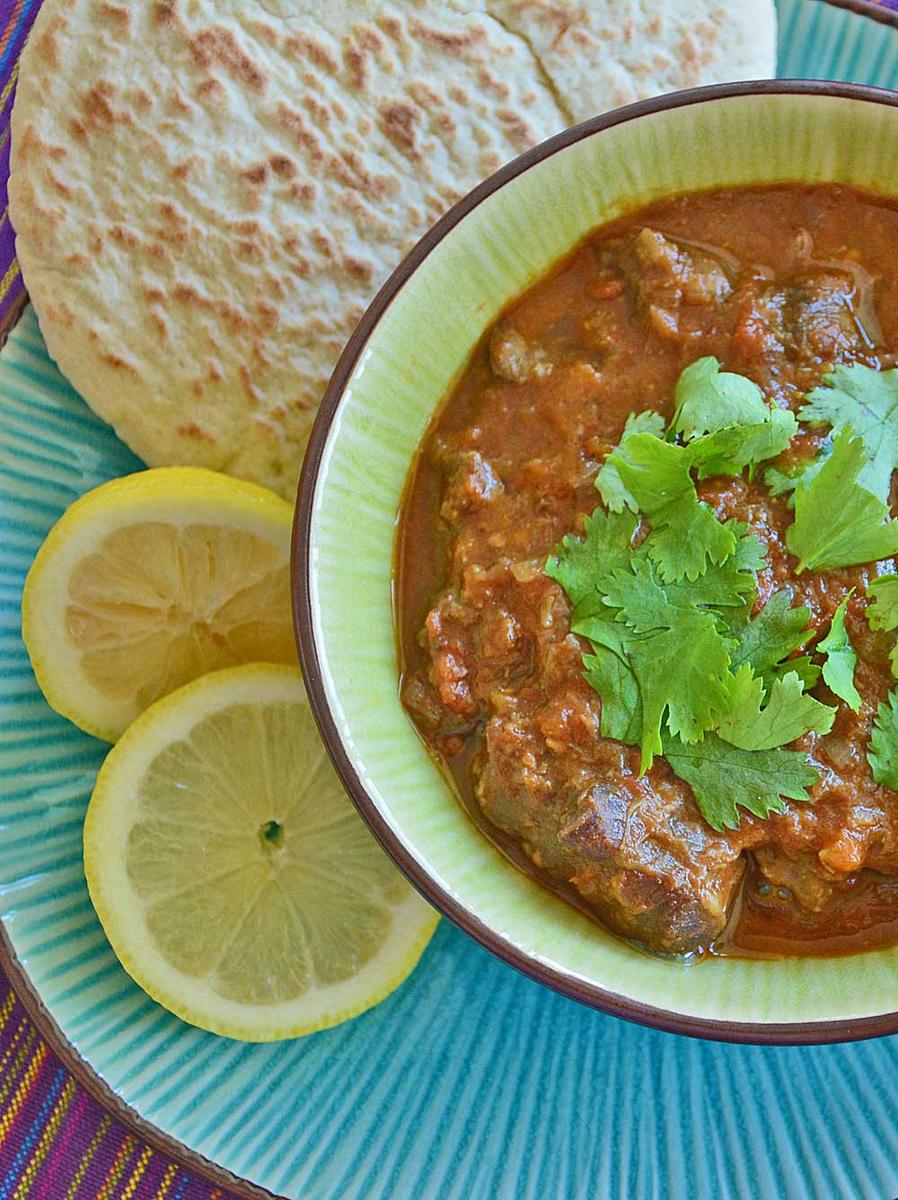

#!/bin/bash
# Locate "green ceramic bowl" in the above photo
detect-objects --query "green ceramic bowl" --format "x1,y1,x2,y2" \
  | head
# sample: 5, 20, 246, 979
294, 80, 898, 1043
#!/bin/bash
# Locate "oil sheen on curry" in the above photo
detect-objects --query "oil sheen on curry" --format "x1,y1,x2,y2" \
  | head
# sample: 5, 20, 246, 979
396, 184, 898, 959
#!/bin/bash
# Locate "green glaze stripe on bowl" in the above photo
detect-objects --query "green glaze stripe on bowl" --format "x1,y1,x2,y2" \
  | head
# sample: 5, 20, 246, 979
305, 87, 898, 1033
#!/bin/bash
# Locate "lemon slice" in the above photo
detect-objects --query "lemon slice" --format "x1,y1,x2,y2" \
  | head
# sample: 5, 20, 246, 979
22, 467, 297, 741
84, 663, 438, 1041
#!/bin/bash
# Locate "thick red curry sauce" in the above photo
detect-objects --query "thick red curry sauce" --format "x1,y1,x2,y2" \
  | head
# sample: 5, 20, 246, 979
396, 185, 898, 958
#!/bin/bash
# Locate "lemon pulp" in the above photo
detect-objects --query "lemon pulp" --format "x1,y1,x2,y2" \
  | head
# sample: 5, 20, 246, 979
68, 522, 295, 712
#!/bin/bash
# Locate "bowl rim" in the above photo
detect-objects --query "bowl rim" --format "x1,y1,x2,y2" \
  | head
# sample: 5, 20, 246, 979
831, 0, 898, 28
293, 78, 898, 1046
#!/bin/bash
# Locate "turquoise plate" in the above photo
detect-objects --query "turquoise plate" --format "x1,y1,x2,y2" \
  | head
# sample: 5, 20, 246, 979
5, 3, 898, 1197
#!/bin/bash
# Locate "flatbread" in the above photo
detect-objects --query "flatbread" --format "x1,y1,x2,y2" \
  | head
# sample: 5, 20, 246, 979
490, 1, 777, 120
10, 0, 776, 499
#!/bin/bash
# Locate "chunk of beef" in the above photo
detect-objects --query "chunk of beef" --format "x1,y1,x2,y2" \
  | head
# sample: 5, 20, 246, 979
401, 671, 473, 743
419, 566, 547, 731
618, 228, 733, 340
476, 696, 745, 954
791, 273, 869, 362
731, 271, 875, 399
751, 847, 844, 912
425, 602, 479, 720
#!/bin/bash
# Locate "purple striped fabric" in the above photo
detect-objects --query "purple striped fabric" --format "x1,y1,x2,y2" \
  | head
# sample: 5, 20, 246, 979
0, 974, 250, 1199
0, 0, 41, 332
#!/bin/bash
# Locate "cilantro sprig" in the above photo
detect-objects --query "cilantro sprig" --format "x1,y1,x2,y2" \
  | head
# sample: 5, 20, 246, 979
605, 434, 736, 582
547, 506, 768, 774
671, 357, 770, 437
672, 357, 798, 479
547, 355, 898, 828
863, 575, 898, 722
867, 576, 898, 637
770, 363, 898, 504
716, 667, 834, 750
764, 448, 828, 500
760, 362, 898, 562
661, 734, 819, 832
596, 411, 666, 513
866, 574, 898, 678
725, 589, 819, 692
868, 581, 898, 784
544, 355, 898, 831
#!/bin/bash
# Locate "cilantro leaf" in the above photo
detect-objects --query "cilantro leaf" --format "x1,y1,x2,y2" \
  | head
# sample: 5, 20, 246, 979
867, 575, 898, 633
785, 428, 898, 572
869, 689, 898, 789
716, 666, 835, 750
764, 441, 830, 501
607, 434, 736, 581
670, 357, 796, 478
687, 407, 798, 480
606, 432, 691, 511
661, 549, 760, 611
662, 732, 820, 832
556, 508, 764, 774
726, 522, 768, 575
601, 533, 759, 629
582, 653, 642, 743
575, 538, 754, 770
574, 610, 731, 770
865, 575, 898, 678
596, 410, 665, 512
627, 619, 732, 767
764, 465, 808, 498
545, 509, 637, 615
726, 589, 816, 690
580, 623, 643, 744
800, 363, 898, 501
770, 654, 821, 691
648, 495, 739, 584
599, 558, 692, 632
818, 592, 861, 711
672, 356, 769, 438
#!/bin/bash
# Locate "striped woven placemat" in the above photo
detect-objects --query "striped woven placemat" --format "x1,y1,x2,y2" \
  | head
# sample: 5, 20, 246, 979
0, 972, 248, 1200
0, 0, 39, 334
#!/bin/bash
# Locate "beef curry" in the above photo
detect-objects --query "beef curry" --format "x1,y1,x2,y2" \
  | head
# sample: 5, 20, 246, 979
396, 184, 898, 958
